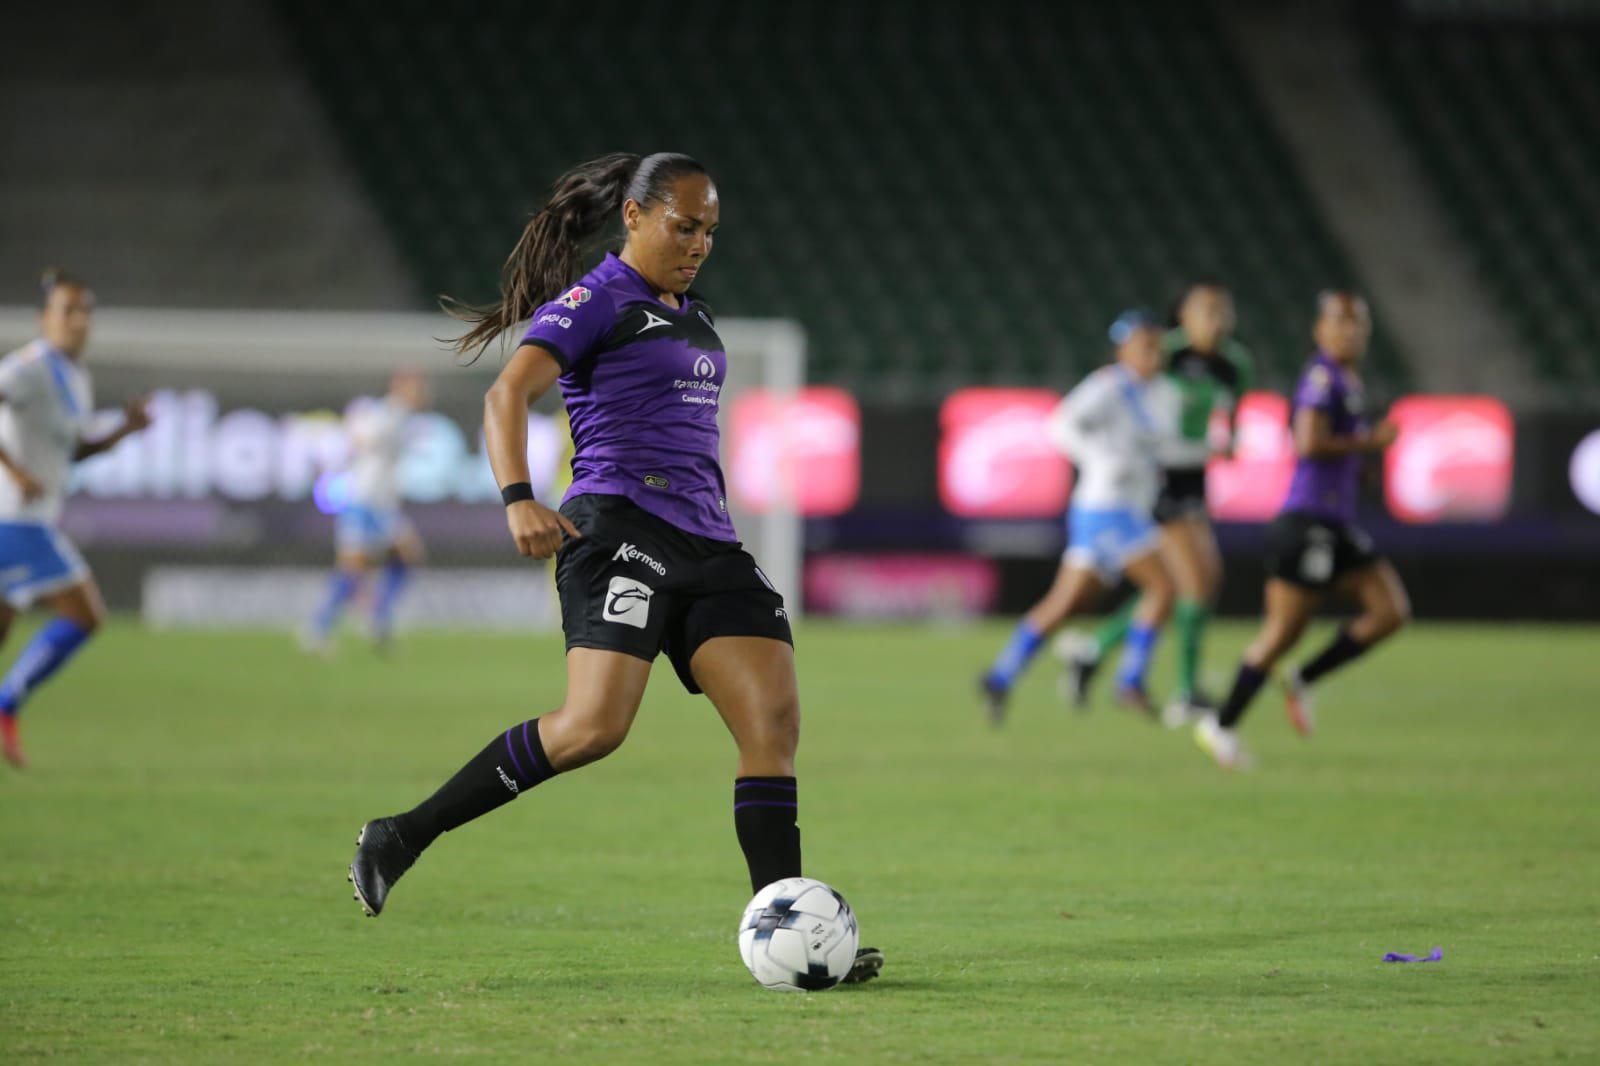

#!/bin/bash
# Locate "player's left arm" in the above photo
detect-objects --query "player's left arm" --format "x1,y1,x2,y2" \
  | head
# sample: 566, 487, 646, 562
74, 395, 153, 460
1217, 341, 1254, 458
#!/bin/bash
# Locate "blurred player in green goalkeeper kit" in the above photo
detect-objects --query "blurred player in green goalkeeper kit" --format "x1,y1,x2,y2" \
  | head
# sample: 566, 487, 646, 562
1060, 282, 1252, 726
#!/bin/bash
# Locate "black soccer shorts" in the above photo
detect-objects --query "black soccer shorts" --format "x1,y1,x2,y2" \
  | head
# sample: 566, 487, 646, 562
1153, 466, 1210, 524
553, 493, 793, 693
1264, 511, 1382, 591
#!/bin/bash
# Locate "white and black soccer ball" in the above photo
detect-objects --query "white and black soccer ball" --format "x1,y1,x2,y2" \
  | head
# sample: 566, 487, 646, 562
737, 877, 859, 992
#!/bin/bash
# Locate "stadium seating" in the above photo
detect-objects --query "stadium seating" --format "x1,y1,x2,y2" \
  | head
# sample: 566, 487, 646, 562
277, 0, 1403, 395
1364, 18, 1600, 385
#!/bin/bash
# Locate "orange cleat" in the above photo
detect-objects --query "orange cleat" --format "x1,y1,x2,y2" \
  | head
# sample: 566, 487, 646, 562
1, 715, 26, 769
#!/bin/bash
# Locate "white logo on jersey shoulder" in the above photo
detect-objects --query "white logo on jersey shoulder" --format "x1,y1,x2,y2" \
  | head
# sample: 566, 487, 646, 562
603, 576, 653, 628
557, 285, 592, 311
692, 353, 716, 379
698, 309, 713, 327
537, 312, 573, 329
638, 310, 671, 334
613, 541, 667, 576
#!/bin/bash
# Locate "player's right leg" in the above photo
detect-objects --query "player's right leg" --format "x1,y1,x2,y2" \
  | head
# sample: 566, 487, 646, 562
0, 525, 104, 768
305, 547, 369, 656
980, 562, 1103, 725
349, 647, 651, 916
1284, 560, 1410, 735
1158, 513, 1222, 714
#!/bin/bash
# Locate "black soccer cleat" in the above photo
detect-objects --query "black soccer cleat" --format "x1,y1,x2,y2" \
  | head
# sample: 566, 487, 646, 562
979, 674, 1010, 727
348, 817, 419, 918
842, 946, 885, 985
1066, 648, 1101, 710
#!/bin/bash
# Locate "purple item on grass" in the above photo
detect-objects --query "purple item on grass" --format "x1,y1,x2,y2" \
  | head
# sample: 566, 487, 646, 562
1382, 947, 1444, 963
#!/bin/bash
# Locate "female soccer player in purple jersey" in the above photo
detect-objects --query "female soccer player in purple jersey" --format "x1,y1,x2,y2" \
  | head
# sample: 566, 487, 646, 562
1195, 292, 1410, 770
347, 152, 881, 983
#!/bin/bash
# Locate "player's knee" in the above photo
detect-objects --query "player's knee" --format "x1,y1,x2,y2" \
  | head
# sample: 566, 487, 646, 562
555, 711, 632, 765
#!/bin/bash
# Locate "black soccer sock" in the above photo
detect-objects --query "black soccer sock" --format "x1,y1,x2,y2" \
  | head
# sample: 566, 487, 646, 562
1217, 663, 1268, 730
392, 718, 557, 853
1297, 627, 1372, 686
734, 776, 802, 894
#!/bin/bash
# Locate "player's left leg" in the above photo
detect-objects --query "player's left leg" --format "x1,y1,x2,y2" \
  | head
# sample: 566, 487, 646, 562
1159, 513, 1222, 709
1112, 549, 1175, 717
370, 524, 424, 652
0, 579, 105, 768
1282, 561, 1410, 734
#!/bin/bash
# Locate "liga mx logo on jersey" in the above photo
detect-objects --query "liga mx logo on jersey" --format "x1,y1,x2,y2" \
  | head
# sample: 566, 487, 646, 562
557, 285, 592, 311
692, 352, 716, 379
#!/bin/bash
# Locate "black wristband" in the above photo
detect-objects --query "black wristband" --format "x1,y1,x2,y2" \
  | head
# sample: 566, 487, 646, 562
501, 482, 535, 506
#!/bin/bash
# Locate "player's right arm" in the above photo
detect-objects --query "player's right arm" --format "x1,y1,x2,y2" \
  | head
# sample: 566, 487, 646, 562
1045, 372, 1114, 463
0, 385, 44, 501
484, 345, 581, 559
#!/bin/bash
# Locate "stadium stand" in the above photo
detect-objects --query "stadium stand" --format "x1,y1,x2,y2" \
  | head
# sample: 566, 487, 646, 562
1364, 15, 1600, 387
275, 0, 1404, 396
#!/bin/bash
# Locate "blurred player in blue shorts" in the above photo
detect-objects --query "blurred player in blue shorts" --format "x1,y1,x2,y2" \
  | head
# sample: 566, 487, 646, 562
305, 369, 429, 654
0, 269, 152, 767
979, 310, 1181, 725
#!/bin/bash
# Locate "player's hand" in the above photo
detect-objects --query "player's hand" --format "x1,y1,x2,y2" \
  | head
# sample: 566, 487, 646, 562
1366, 419, 1399, 450
8, 466, 44, 501
122, 395, 153, 432
506, 499, 581, 559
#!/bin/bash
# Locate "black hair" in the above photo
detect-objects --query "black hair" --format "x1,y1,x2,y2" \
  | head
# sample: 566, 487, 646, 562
1168, 277, 1230, 327
444, 152, 709, 358
38, 267, 89, 308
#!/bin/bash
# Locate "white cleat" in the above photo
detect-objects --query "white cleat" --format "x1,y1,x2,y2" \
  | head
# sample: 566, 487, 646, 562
1194, 715, 1254, 771
1283, 669, 1316, 737
1161, 698, 1203, 730
1053, 630, 1100, 710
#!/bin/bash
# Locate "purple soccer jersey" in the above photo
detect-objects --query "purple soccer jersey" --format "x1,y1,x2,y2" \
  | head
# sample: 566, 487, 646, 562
1281, 351, 1368, 523
520, 253, 735, 540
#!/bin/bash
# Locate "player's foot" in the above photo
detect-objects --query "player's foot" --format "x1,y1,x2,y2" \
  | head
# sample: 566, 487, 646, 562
1114, 681, 1158, 721
1, 715, 26, 769
1283, 669, 1316, 737
1160, 692, 1210, 730
979, 674, 1009, 727
1054, 632, 1101, 710
842, 946, 884, 985
1194, 714, 1254, 771
298, 627, 335, 658
348, 817, 419, 917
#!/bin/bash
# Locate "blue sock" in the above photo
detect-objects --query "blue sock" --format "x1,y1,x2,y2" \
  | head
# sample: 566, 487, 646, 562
313, 571, 361, 638
1116, 622, 1161, 692
371, 560, 410, 641
987, 620, 1045, 691
0, 617, 93, 717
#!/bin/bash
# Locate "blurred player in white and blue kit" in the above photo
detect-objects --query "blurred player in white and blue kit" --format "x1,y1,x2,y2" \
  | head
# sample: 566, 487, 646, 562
305, 369, 429, 654
0, 270, 152, 767
980, 310, 1181, 724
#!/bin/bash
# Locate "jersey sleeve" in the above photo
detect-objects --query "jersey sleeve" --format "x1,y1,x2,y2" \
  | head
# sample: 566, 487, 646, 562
0, 354, 40, 406
518, 284, 616, 371
1294, 363, 1340, 415
1047, 371, 1115, 460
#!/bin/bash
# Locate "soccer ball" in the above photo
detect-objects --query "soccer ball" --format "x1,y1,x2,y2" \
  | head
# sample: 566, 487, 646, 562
737, 877, 859, 991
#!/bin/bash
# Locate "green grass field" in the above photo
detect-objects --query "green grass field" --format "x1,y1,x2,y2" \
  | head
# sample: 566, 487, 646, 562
2, 619, 1598, 1062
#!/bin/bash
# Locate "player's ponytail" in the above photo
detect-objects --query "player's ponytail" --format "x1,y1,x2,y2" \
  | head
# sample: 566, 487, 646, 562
445, 151, 708, 360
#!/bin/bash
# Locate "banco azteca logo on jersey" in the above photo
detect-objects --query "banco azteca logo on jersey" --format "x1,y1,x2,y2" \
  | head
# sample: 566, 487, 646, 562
603, 576, 653, 629
557, 285, 592, 311
692, 352, 716, 379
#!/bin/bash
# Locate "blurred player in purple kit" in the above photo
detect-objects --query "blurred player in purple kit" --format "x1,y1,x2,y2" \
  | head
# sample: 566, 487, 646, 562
305, 369, 430, 655
1195, 291, 1410, 770
0, 270, 152, 768
346, 152, 881, 983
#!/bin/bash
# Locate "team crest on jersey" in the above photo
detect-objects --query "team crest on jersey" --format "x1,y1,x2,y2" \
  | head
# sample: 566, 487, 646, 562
557, 285, 592, 311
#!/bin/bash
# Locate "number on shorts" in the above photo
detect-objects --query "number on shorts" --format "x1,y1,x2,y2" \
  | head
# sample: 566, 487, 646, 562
1300, 529, 1335, 583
